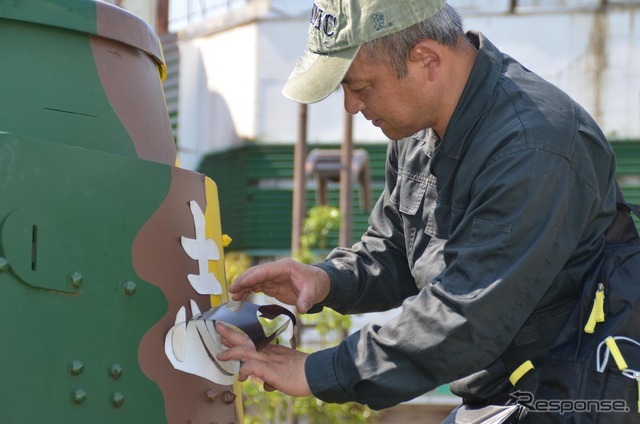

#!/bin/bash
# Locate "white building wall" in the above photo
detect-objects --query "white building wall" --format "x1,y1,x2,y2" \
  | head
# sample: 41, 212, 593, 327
465, 7, 640, 139
170, 1, 640, 169
177, 25, 258, 169
104, 0, 157, 28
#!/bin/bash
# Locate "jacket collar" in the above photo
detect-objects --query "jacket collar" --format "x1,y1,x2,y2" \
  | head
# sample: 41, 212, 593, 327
438, 31, 503, 160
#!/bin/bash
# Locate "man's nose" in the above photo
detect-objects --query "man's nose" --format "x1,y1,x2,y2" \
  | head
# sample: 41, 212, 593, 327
343, 89, 364, 115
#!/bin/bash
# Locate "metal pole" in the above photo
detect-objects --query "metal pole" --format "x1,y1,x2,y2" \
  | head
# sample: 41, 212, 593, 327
291, 103, 308, 255
156, 0, 170, 35
339, 111, 353, 247
289, 103, 308, 424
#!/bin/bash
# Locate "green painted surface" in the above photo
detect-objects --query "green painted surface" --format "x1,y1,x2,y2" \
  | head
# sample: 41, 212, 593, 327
0, 10, 138, 158
0, 0, 99, 36
0, 133, 170, 423
0, 0, 164, 65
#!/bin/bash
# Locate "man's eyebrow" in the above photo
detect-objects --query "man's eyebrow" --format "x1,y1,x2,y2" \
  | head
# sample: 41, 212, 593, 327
341, 75, 362, 85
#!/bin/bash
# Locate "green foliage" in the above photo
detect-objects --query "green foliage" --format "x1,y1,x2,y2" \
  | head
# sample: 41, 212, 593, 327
242, 382, 377, 424
300, 307, 352, 349
294, 205, 341, 264
224, 251, 251, 283
224, 206, 379, 424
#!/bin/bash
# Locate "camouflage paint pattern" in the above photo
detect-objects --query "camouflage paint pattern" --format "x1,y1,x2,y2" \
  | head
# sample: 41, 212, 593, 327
0, 1, 242, 422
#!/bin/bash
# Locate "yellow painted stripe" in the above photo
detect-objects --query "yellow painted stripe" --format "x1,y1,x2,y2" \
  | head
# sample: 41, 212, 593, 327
203, 175, 244, 420
204, 176, 227, 306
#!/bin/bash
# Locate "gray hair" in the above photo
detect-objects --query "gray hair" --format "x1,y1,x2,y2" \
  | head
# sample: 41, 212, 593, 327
361, 4, 467, 79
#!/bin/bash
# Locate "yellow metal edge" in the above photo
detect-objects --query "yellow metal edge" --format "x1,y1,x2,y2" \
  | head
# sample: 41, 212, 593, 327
204, 175, 244, 422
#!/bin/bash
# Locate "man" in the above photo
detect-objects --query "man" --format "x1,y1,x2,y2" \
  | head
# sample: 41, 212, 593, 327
217, 0, 617, 421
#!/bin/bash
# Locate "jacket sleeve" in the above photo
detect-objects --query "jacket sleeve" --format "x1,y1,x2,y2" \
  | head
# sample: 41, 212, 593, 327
305, 142, 616, 409
313, 140, 420, 313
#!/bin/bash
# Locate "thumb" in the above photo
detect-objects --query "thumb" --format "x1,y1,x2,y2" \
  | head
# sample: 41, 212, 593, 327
296, 288, 315, 314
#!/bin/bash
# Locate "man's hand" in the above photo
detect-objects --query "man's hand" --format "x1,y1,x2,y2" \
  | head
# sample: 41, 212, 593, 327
216, 323, 312, 397
229, 258, 330, 314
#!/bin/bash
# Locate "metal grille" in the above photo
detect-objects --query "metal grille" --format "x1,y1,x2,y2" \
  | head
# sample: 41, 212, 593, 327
160, 32, 180, 144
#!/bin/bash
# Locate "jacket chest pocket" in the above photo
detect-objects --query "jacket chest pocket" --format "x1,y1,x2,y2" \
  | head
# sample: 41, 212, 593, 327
390, 173, 452, 262
390, 170, 427, 215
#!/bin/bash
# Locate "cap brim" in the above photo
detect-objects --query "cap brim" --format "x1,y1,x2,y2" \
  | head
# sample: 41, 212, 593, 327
282, 44, 361, 104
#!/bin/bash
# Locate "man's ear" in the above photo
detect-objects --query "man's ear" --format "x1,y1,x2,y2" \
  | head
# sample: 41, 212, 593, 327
409, 40, 441, 80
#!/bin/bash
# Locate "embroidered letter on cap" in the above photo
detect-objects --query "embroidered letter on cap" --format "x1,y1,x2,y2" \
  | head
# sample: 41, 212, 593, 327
310, 4, 337, 37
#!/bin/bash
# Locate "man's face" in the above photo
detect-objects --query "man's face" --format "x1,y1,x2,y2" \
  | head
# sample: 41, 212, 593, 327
341, 48, 437, 140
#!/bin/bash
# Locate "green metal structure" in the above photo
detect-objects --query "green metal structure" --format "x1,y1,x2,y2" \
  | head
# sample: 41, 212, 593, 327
199, 140, 640, 255
0, 1, 242, 422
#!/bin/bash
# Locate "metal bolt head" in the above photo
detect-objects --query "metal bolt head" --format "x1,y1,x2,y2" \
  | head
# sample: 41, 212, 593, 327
205, 389, 220, 402
69, 360, 84, 376
108, 364, 123, 379
222, 390, 236, 404
68, 272, 83, 288
111, 392, 125, 408
72, 389, 87, 404
122, 281, 137, 295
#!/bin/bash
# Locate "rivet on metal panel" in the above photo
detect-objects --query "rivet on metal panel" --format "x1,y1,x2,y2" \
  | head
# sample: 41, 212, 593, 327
68, 272, 83, 288
71, 389, 87, 404
122, 280, 137, 295
205, 388, 220, 403
222, 390, 236, 404
110, 392, 125, 408
0, 257, 9, 272
69, 360, 84, 376
108, 364, 123, 379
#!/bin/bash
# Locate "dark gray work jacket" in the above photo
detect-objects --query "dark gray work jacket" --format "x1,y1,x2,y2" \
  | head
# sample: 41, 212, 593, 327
307, 32, 617, 410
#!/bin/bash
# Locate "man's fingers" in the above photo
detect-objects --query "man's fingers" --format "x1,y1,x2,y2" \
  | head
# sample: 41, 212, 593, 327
230, 290, 251, 302
217, 342, 257, 363
296, 286, 315, 314
233, 355, 276, 388
215, 322, 253, 348
228, 263, 266, 293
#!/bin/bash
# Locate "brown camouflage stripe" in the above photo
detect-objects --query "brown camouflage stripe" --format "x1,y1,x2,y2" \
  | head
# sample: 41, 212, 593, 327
91, 34, 177, 165
133, 166, 239, 424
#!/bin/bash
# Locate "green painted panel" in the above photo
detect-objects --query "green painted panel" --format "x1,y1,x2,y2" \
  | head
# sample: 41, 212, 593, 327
0, 0, 164, 68
0, 133, 170, 423
0, 18, 138, 157
612, 140, 640, 176
199, 148, 250, 250
0, 0, 99, 35
198, 143, 388, 253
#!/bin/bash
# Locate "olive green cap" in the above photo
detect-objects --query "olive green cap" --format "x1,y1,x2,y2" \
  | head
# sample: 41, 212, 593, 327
282, 0, 447, 104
